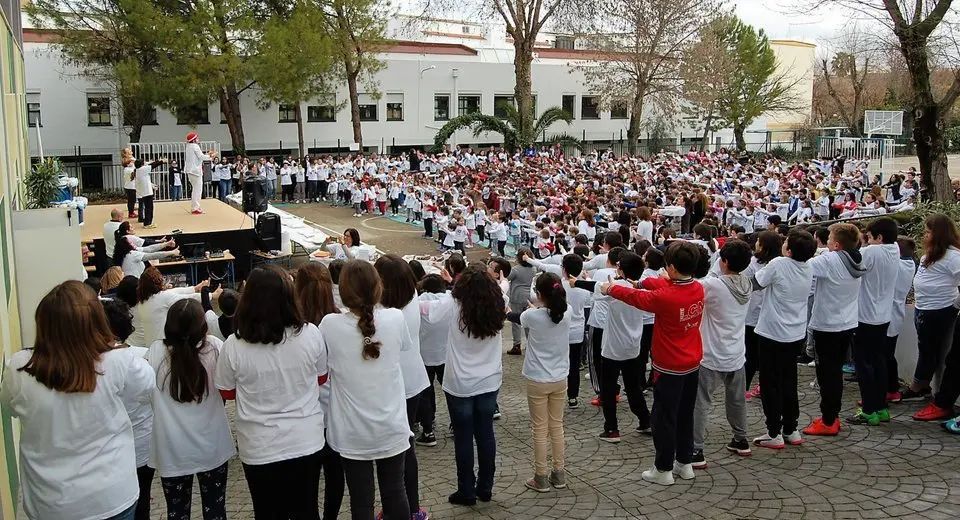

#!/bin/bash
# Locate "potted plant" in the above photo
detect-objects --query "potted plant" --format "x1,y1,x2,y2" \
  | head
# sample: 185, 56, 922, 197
25, 157, 64, 209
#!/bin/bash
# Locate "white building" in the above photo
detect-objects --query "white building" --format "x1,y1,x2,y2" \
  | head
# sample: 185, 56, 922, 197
22, 16, 814, 188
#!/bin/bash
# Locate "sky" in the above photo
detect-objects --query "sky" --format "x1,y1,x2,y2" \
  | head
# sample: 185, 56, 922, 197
731, 0, 852, 45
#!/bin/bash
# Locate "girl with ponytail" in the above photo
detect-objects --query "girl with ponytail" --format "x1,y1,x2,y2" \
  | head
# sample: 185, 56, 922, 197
319, 260, 415, 520
146, 299, 234, 519
506, 272, 572, 492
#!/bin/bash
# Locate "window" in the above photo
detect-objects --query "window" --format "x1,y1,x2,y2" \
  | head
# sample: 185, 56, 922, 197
27, 101, 40, 127
434, 94, 450, 121
278, 104, 297, 123
386, 93, 404, 121
462, 25, 472, 34
562, 95, 576, 119
581, 95, 600, 119
307, 95, 337, 122
176, 103, 209, 125
458, 94, 480, 116
358, 94, 378, 122
610, 101, 629, 119
122, 104, 158, 126
554, 36, 575, 50
494, 95, 514, 118
86, 95, 111, 126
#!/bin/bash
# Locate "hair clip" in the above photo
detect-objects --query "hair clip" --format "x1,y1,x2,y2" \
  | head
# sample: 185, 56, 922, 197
363, 337, 372, 345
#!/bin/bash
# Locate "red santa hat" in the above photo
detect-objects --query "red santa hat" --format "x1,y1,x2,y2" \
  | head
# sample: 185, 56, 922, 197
186, 132, 199, 143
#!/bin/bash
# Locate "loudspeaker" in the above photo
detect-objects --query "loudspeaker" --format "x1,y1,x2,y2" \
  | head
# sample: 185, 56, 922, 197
243, 176, 268, 213
256, 213, 282, 252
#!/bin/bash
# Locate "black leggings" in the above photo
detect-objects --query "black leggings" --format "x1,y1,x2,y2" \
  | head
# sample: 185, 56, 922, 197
404, 395, 421, 514
418, 365, 445, 433
342, 451, 408, 520
744, 325, 759, 390
160, 461, 228, 520
321, 441, 345, 520
135, 465, 154, 520
126, 189, 137, 215
243, 450, 323, 519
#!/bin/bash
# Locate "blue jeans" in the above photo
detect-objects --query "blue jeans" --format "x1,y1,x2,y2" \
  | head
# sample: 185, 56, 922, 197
105, 503, 136, 520
171, 185, 182, 201
219, 179, 231, 201
445, 389, 498, 499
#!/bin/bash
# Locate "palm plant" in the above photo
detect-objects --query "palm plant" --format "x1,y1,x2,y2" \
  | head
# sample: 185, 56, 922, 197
433, 104, 580, 153
25, 157, 64, 209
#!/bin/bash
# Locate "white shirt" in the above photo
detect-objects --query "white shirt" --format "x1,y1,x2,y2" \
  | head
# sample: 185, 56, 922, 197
418, 292, 449, 366
635, 220, 654, 243
699, 276, 748, 372
397, 297, 430, 398
183, 143, 207, 176
597, 280, 645, 360
104, 220, 122, 257
519, 306, 571, 382
214, 324, 328, 465
120, 345, 153, 468
858, 243, 901, 325
808, 251, 861, 332
123, 165, 136, 191
320, 309, 413, 460
914, 247, 960, 310
888, 258, 917, 337
578, 220, 597, 240
146, 337, 235, 477
754, 256, 813, 343
586, 267, 618, 328
120, 240, 171, 278
422, 294, 503, 398
138, 287, 201, 347
135, 165, 154, 198
565, 285, 592, 343
0, 348, 155, 520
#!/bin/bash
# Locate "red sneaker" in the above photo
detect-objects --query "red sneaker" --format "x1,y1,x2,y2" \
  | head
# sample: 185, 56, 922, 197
591, 397, 602, 407
616, 394, 622, 403
886, 392, 902, 403
912, 402, 953, 421
802, 417, 841, 436
192, 209, 204, 215
748, 384, 761, 398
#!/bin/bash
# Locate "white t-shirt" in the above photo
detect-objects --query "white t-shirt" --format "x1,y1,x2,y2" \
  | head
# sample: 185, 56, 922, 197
578, 220, 597, 240
699, 276, 748, 372
858, 243, 901, 325
586, 267, 618, 328
104, 220, 122, 256
138, 288, 202, 347
147, 337, 235, 477
635, 220, 654, 243
597, 280, 645, 361
135, 165, 154, 198
320, 309, 413, 461
565, 285, 592, 343
120, 345, 153, 468
123, 165, 136, 190
422, 294, 503, 398
888, 258, 917, 337
743, 258, 766, 328
808, 251, 861, 332
754, 256, 812, 343
417, 292, 449, 366
0, 348, 155, 520
914, 247, 960, 310
396, 297, 430, 398
214, 324, 328, 465
519, 306, 571, 383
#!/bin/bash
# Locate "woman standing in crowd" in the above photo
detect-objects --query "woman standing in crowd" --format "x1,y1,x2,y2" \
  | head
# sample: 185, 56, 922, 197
147, 299, 234, 519
577, 209, 597, 242
902, 214, 960, 403
0, 281, 155, 520
508, 272, 570, 492
416, 274, 451, 446
112, 222, 179, 278
374, 254, 430, 520
507, 248, 536, 355
422, 263, 505, 506
320, 261, 414, 520
634, 207, 654, 244
137, 266, 217, 347
215, 266, 329, 518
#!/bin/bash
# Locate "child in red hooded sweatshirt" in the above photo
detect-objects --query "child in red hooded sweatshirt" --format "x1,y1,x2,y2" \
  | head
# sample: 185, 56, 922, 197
600, 241, 704, 486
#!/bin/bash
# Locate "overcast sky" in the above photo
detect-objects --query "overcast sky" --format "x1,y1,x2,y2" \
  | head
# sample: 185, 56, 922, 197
731, 0, 852, 44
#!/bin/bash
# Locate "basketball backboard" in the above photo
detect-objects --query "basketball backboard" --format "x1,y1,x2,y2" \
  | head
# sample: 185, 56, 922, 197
864, 110, 904, 136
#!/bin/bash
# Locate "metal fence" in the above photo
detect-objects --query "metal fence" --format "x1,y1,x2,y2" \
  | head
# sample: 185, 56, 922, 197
817, 137, 897, 174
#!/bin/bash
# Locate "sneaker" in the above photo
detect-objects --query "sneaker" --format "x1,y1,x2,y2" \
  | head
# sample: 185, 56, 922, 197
691, 450, 707, 470
877, 408, 891, 422
673, 461, 695, 480
886, 392, 902, 403
636, 424, 651, 435
413, 508, 430, 520
899, 387, 931, 402
807, 360, 817, 367
416, 432, 437, 447
802, 417, 840, 436
913, 402, 953, 421
507, 345, 522, 355
591, 397, 602, 407
448, 491, 476, 506
127, 212, 137, 219
748, 385, 761, 398
549, 470, 566, 489
726, 438, 752, 456
568, 398, 580, 409
641, 467, 675, 486
744, 391, 753, 401
143, 224, 157, 229
584, 372, 590, 380
493, 406, 502, 420
842, 363, 856, 374
848, 409, 880, 426
753, 433, 785, 449
525, 474, 551, 493
191, 209, 204, 215
797, 353, 815, 365
784, 431, 805, 445
465, 244, 474, 249
944, 416, 960, 434
598, 430, 621, 443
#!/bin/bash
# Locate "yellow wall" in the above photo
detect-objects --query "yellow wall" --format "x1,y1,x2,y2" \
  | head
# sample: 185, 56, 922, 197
767, 39, 816, 128
0, 3, 26, 518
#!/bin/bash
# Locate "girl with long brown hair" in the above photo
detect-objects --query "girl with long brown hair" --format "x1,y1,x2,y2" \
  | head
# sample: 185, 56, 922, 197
0, 281, 155, 520
319, 260, 413, 520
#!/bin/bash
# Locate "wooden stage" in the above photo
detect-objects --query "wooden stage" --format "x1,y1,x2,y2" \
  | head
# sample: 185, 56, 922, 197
82, 200, 254, 242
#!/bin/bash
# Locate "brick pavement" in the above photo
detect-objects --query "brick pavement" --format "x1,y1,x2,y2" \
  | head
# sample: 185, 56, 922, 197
137, 343, 960, 520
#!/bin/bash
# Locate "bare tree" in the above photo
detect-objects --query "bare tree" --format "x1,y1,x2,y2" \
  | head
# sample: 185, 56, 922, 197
575, 0, 714, 154
817, 27, 886, 136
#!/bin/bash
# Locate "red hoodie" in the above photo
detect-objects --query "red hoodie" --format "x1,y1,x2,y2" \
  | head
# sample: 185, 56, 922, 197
608, 277, 704, 375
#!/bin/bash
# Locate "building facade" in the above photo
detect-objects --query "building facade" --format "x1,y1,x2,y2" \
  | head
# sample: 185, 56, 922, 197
22, 16, 814, 183
0, 0, 27, 517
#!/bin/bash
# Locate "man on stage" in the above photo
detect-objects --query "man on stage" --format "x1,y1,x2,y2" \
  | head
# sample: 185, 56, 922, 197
184, 132, 214, 214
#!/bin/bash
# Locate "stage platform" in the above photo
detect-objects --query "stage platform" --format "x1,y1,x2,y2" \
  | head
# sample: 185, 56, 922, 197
82, 200, 254, 242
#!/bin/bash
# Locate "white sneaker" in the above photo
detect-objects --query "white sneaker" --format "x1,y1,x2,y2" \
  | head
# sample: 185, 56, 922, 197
641, 467, 675, 486
784, 431, 805, 446
673, 462, 695, 480
753, 433, 785, 449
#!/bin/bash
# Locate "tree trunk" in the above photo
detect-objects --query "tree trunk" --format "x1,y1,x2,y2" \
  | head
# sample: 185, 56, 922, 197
699, 105, 714, 151
627, 90, 644, 155
513, 38, 535, 149
734, 125, 746, 151
913, 103, 951, 202
346, 67, 363, 149
219, 84, 246, 154
295, 102, 305, 158
128, 124, 143, 144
